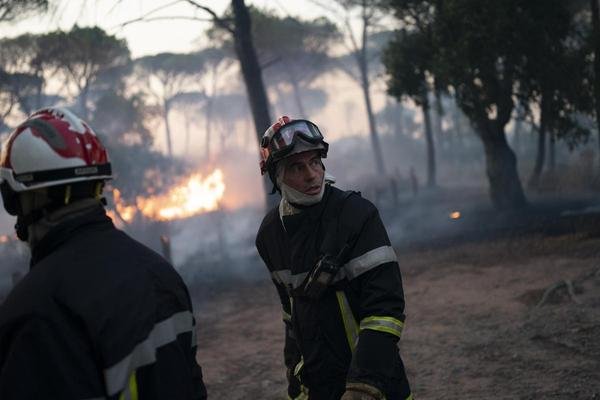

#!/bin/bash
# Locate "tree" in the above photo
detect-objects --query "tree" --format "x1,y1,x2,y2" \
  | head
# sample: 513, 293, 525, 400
188, 47, 232, 161
520, 1, 591, 187
169, 91, 206, 158
430, 0, 531, 209
384, 29, 437, 187
247, 9, 339, 117
38, 26, 130, 121
0, 70, 41, 126
315, 0, 390, 175
188, 0, 276, 208
589, 0, 600, 168
0, 0, 47, 22
0, 34, 50, 115
135, 52, 206, 157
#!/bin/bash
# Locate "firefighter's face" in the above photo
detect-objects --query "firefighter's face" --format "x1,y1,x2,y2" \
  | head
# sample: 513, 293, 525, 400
282, 150, 324, 195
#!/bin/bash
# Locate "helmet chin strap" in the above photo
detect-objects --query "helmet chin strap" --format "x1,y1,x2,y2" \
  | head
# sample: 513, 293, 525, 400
11, 184, 103, 245
280, 179, 326, 207
15, 210, 44, 242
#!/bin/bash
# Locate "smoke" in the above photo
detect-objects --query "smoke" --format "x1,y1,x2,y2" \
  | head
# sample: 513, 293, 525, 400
171, 206, 268, 286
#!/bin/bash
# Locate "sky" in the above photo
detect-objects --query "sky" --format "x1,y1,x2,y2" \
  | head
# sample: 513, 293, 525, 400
0, 0, 329, 58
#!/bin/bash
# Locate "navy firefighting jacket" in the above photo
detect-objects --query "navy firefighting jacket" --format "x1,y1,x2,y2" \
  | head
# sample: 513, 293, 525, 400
0, 206, 207, 400
256, 185, 411, 400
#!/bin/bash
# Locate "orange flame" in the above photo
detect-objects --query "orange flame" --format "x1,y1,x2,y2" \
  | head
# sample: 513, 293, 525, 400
449, 211, 461, 220
0, 234, 10, 244
108, 169, 226, 223
113, 189, 137, 223
137, 169, 225, 221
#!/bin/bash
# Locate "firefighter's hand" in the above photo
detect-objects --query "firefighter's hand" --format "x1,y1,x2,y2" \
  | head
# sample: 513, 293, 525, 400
340, 382, 384, 400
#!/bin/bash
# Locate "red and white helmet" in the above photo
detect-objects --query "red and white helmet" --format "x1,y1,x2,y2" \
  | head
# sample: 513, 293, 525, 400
0, 107, 112, 193
259, 116, 328, 182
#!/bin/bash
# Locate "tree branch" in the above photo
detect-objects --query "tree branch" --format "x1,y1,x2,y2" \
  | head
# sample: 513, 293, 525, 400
118, 15, 212, 28
184, 0, 234, 33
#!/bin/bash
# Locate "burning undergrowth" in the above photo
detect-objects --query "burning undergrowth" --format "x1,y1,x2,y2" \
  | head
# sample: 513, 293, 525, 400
107, 168, 226, 226
103, 162, 269, 293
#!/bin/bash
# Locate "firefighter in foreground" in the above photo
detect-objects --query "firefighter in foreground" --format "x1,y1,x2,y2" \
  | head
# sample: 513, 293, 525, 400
0, 107, 207, 399
256, 116, 412, 400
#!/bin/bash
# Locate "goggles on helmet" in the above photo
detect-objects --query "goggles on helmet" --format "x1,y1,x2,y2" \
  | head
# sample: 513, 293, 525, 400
260, 119, 326, 173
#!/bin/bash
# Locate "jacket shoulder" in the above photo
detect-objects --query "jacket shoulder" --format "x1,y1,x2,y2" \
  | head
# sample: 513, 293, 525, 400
256, 205, 280, 243
329, 186, 377, 223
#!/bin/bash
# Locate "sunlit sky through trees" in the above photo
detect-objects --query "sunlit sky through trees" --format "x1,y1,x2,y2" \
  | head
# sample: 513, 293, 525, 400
0, 0, 399, 149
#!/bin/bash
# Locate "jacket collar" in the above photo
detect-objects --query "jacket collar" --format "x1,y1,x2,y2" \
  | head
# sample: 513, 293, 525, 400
30, 205, 113, 267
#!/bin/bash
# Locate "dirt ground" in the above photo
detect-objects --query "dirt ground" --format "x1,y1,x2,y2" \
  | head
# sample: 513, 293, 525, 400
193, 232, 600, 400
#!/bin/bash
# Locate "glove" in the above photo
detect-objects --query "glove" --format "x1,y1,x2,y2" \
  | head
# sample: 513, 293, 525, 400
340, 382, 385, 400
286, 368, 308, 400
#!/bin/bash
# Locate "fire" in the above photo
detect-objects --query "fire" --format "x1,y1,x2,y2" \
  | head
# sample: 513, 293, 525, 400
106, 210, 126, 229
137, 169, 225, 221
108, 169, 226, 223
449, 211, 461, 220
113, 189, 137, 223
0, 234, 10, 244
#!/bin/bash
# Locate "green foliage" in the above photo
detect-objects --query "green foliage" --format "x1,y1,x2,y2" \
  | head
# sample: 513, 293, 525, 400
38, 26, 130, 88
383, 29, 431, 105
91, 92, 154, 147
136, 52, 206, 78
208, 7, 339, 86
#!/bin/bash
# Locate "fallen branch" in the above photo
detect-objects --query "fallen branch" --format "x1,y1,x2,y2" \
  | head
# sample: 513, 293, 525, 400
535, 267, 600, 308
536, 280, 579, 308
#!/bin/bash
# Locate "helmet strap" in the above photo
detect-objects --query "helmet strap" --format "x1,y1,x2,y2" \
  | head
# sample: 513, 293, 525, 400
15, 209, 45, 242
64, 185, 72, 205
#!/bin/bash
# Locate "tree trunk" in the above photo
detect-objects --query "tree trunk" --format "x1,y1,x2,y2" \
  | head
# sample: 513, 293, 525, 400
481, 122, 527, 210
290, 78, 306, 118
549, 131, 556, 171
163, 100, 173, 157
357, 9, 386, 176
231, 0, 276, 209
394, 101, 403, 139
359, 56, 386, 176
512, 116, 522, 155
184, 114, 191, 157
592, 0, 600, 170
433, 91, 445, 151
421, 97, 436, 188
80, 84, 89, 121
529, 96, 547, 188
204, 98, 212, 162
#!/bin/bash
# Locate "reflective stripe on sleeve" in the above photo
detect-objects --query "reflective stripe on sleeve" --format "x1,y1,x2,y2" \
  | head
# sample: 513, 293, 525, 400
287, 390, 309, 400
271, 247, 397, 289
272, 270, 308, 289
282, 309, 292, 322
359, 315, 404, 338
293, 358, 304, 377
118, 371, 139, 400
344, 246, 398, 280
272, 269, 291, 285
335, 291, 359, 352
103, 310, 194, 397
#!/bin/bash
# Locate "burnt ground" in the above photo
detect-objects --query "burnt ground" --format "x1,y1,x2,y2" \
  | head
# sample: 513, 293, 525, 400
192, 231, 600, 400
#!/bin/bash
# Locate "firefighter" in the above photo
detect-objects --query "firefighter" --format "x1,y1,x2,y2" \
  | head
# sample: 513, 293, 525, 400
255, 116, 412, 400
0, 107, 207, 399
